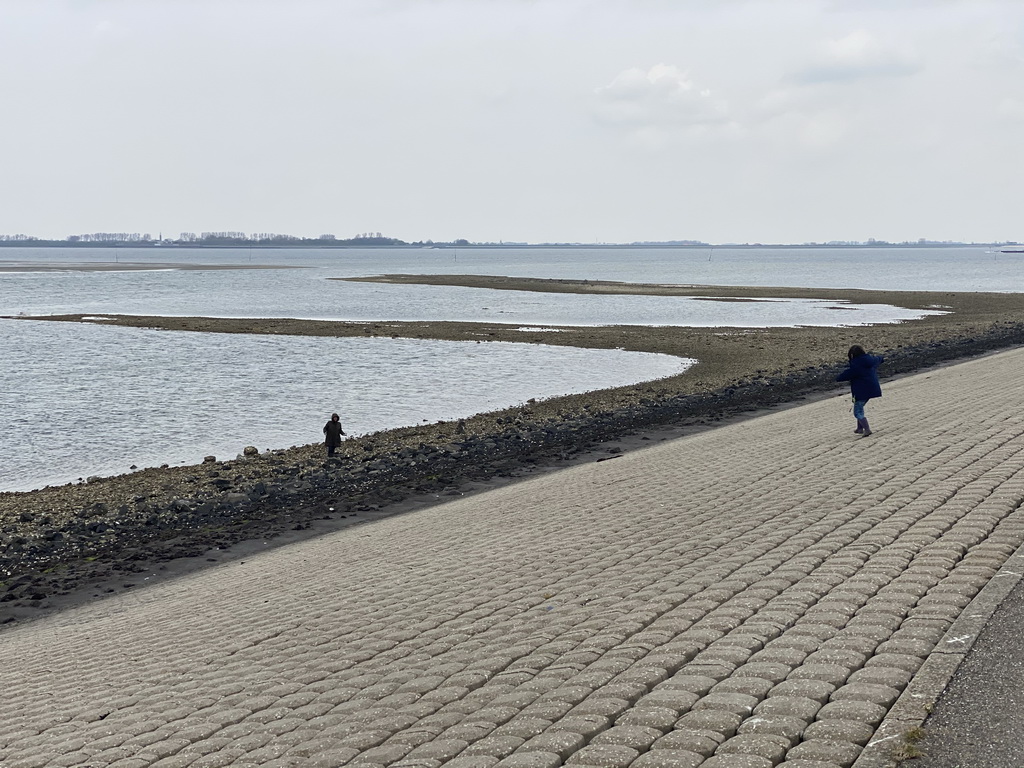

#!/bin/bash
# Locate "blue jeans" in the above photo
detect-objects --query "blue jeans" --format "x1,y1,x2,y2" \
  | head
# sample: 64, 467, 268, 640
853, 400, 867, 419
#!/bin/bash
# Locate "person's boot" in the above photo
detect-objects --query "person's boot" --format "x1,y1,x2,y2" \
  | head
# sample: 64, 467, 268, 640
860, 419, 872, 437
854, 419, 864, 434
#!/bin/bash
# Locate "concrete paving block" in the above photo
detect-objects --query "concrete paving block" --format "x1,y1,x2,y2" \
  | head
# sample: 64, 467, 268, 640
546, 715, 611, 739
442, 757, 501, 768
630, 749, 704, 768
633, 689, 700, 714
674, 710, 742, 739
801, 718, 874, 747
753, 697, 822, 721
827, 683, 901, 709
494, 751, 562, 768
747, 648, 808, 667
650, 728, 722, 756
712, 677, 774, 699
564, 744, 640, 767
691, 692, 760, 716
860, 653, 921, 675
655, 675, 718, 695
589, 724, 662, 750
357, 743, 417, 764
714, 733, 790, 762
523, 701, 576, 722
522, 730, 586, 758
732, 663, 792, 684
736, 715, 807, 744
403, 738, 470, 762
461, 735, 527, 759
698, 754, 775, 768
787, 664, 853, 687
492, 718, 553, 742
785, 739, 862, 767
767, 680, 835, 705
614, 706, 679, 731
845, 667, 911, 690
814, 701, 887, 727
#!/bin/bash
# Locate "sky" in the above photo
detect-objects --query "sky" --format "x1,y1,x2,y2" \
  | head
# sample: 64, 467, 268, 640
1, 0, 1022, 244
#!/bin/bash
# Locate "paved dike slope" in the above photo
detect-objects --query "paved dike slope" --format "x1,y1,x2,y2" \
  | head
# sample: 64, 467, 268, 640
3, 348, 1024, 768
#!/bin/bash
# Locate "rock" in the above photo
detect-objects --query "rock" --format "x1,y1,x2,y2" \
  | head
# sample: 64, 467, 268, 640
77, 503, 108, 519
243, 446, 259, 457
203, 455, 217, 464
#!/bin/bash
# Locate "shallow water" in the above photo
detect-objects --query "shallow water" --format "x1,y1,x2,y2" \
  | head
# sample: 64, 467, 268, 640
2, 245, 1012, 492
0, 246, 965, 326
2, 320, 690, 492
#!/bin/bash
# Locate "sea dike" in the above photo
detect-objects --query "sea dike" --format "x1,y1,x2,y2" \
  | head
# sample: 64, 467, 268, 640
4, 319, 1024, 619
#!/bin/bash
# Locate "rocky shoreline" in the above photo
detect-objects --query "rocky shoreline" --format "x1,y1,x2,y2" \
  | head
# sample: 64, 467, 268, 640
4, 279, 1024, 628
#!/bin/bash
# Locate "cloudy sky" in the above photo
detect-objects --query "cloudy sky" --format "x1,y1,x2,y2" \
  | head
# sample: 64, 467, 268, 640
2, 1, 1022, 244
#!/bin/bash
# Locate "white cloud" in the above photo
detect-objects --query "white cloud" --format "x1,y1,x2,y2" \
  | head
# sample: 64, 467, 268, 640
791, 29, 920, 83
593, 64, 731, 136
997, 97, 1024, 120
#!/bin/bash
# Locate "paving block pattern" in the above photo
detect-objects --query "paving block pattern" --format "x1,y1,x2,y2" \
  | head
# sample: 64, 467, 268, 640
3, 348, 1024, 768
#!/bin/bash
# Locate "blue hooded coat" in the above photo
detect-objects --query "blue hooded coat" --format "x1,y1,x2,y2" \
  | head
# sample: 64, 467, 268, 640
836, 353, 884, 401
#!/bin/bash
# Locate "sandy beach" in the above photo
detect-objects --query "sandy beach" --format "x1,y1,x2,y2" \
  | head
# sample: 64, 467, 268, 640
3, 278, 1024, 628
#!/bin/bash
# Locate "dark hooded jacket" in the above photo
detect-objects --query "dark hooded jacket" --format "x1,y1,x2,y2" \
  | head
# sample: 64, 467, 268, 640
323, 419, 344, 447
836, 353, 884, 401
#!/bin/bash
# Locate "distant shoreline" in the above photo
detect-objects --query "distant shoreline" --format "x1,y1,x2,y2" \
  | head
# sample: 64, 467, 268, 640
0, 242, 1014, 250
0, 261, 303, 273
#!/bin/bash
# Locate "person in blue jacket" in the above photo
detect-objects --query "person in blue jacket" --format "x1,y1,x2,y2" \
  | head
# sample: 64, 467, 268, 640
836, 345, 884, 436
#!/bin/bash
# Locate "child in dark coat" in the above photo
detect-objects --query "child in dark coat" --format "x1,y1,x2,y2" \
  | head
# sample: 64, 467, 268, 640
836, 345, 883, 436
323, 412, 346, 456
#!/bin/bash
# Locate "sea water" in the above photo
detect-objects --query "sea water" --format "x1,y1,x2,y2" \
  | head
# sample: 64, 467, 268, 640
2, 320, 691, 492
2, 245, 1014, 492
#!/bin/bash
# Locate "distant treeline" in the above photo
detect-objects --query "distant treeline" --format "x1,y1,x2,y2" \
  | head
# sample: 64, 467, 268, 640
0, 233, 1017, 249
0, 232, 416, 247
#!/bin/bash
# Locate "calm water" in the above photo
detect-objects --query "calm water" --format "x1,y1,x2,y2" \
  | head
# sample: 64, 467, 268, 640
2, 320, 690, 492
2, 245, 1016, 492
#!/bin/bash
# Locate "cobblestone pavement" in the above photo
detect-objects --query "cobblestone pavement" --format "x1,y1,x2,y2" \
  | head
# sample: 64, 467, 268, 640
4, 348, 1024, 768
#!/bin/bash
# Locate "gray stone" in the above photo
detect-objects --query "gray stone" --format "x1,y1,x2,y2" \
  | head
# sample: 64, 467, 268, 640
752, 696, 822, 721
713, 733, 789, 762
785, 738, 862, 766
736, 714, 806, 744
691, 692, 759, 716
698, 754, 774, 767
674, 710, 742, 739
630, 749, 703, 768
565, 744, 640, 767
494, 752, 561, 768
589, 725, 662, 751
801, 717, 874, 746
828, 682, 901, 708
